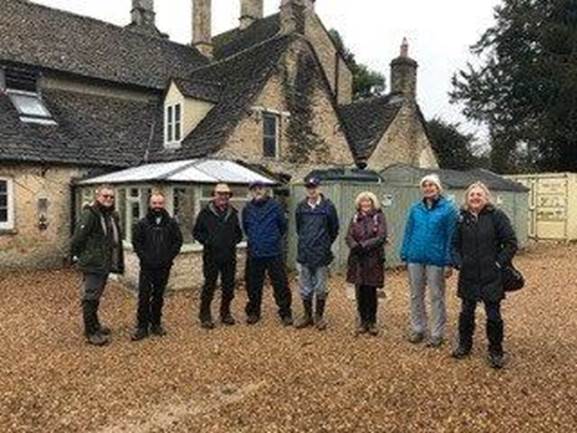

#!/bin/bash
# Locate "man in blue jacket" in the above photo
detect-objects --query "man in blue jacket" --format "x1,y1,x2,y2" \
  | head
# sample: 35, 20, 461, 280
294, 177, 339, 331
242, 181, 293, 326
400, 174, 458, 347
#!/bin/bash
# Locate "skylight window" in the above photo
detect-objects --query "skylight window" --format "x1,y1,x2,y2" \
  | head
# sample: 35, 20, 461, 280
7, 90, 56, 125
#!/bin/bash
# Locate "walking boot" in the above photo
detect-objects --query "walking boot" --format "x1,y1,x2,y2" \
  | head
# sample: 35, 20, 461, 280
452, 310, 475, 358
220, 300, 236, 326
94, 300, 111, 335
367, 322, 379, 336
315, 298, 327, 331
150, 324, 167, 336
487, 319, 505, 369
83, 301, 108, 346
131, 327, 149, 341
295, 299, 314, 329
199, 299, 215, 329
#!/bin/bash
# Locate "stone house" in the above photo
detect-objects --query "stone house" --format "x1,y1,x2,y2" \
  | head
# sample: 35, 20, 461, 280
0, 0, 438, 287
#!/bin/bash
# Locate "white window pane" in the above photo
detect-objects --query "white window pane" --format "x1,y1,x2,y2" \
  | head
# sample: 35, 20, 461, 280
8, 92, 51, 117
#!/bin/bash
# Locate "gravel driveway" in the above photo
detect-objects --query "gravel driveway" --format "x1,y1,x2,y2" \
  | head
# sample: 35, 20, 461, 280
0, 243, 576, 433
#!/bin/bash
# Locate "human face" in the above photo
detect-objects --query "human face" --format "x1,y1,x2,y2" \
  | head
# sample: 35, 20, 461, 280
421, 181, 440, 200
359, 197, 373, 214
214, 191, 231, 207
306, 185, 320, 201
149, 194, 165, 213
467, 186, 488, 213
96, 188, 115, 208
251, 186, 267, 201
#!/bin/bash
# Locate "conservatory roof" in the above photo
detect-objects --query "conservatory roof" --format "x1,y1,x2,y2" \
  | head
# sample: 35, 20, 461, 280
77, 159, 278, 186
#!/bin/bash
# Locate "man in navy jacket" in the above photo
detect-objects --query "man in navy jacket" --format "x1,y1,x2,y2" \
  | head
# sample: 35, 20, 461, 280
242, 181, 293, 326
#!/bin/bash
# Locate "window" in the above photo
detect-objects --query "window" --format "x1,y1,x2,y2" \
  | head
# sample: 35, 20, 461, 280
4, 68, 56, 125
0, 178, 14, 231
263, 113, 279, 158
165, 103, 183, 147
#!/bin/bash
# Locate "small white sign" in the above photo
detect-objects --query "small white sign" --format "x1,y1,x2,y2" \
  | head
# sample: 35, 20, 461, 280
382, 194, 393, 207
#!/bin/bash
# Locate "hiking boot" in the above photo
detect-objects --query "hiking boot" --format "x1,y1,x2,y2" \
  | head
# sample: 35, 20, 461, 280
150, 324, 167, 336
355, 322, 368, 336
221, 314, 236, 326
451, 346, 472, 359
98, 325, 112, 336
408, 331, 426, 344
426, 336, 445, 348
315, 298, 327, 331
246, 315, 260, 325
280, 315, 294, 327
488, 352, 506, 369
201, 319, 216, 329
86, 332, 109, 346
367, 323, 379, 336
131, 327, 149, 341
295, 299, 313, 329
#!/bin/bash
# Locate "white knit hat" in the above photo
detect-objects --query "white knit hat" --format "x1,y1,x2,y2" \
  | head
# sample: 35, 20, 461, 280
420, 174, 443, 193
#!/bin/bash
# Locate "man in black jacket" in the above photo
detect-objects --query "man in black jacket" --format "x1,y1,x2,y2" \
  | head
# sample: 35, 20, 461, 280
131, 192, 183, 341
193, 183, 243, 329
71, 184, 124, 346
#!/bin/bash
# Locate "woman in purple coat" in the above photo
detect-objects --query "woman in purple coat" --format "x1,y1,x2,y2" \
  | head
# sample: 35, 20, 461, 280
346, 192, 388, 336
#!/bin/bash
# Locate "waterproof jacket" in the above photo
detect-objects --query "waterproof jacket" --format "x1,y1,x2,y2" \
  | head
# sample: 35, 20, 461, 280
452, 205, 518, 303
193, 202, 243, 263
400, 196, 458, 267
242, 197, 287, 259
295, 195, 339, 268
71, 203, 124, 275
132, 209, 183, 269
346, 209, 388, 288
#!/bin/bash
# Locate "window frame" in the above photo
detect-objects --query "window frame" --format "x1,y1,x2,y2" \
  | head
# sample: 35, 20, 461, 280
165, 103, 183, 148
6, 89, 56, 125
0, 177, 15, 231
262, 112, 280, 158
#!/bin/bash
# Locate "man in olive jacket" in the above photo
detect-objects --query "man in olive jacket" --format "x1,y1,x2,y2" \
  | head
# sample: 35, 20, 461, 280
71, 185, 124, 346
193, 183, 243, 329
131, 192, 183, 341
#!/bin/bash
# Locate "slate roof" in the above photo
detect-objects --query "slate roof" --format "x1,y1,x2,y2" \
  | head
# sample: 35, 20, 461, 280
1, 0, 208, 89
212, 14, 281, 60
339, 94, 405, 161
172, 78, 222, 103
0, 89, 160, 167
380, 164, 529, 193
149, 35, 295, 161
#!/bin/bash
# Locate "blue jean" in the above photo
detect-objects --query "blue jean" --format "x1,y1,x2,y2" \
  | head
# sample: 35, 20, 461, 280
297, 264, 328, 300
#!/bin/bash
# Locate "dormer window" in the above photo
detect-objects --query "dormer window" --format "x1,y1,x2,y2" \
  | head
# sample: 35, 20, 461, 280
3, 67, 56, 125
165, 103, 182, 148
263, 112, 279, 158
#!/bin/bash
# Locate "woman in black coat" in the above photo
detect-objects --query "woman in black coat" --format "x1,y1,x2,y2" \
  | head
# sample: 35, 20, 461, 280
451, 182, 518, 369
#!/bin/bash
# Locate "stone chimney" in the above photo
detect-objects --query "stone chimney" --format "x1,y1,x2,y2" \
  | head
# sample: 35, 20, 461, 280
129, 0, 162, 36
390, 38, 418, 99
280, 0, 315, 35
192, 0, 213, 58
240, 0, 264, 30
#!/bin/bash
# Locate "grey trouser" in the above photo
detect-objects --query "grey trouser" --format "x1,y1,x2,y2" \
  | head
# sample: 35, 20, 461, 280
297, 264, 329, 300
81, 273, 109, 302
407, 263, 446, 339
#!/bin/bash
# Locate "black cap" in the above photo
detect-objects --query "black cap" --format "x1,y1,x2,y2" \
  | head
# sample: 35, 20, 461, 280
305, 177, 321, 188
249, 180, 267, 190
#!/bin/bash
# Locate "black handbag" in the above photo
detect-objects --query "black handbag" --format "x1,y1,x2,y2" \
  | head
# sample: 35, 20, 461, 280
501, 263, 525, 292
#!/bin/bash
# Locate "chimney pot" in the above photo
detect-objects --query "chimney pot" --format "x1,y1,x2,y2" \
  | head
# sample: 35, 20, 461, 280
240, 0, 264, 30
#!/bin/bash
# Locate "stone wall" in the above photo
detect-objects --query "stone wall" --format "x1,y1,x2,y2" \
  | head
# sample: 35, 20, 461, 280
0, 164, 88, 269
306, 14, 353, 105
367, 101, 438, 170
218, 38, 353, 169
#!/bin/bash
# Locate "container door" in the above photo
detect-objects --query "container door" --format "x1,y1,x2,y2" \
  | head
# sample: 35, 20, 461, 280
535, 175, 568, 240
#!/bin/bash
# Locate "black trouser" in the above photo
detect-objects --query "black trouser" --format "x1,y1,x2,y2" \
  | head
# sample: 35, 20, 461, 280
356, 285, 378, 325
245, 256, 292, 319
200, 256, 236, 321
137, 267, 171, 329
459, 298, 504, 355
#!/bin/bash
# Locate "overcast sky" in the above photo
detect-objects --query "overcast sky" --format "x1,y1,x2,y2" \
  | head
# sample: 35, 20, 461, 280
34, 0, 499, 140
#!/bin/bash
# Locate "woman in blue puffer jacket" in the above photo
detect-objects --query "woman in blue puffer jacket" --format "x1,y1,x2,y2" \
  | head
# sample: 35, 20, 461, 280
400, 174, 458, 348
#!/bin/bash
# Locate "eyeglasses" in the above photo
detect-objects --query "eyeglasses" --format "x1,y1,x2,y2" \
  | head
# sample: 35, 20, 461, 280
101, 194, 115, 199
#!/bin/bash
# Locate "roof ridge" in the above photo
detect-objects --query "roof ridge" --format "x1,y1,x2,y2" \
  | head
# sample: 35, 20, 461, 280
18, 0, 195, 49
341, 93, 401, 108
213, 12, 281, 42
188, 33, 293, 74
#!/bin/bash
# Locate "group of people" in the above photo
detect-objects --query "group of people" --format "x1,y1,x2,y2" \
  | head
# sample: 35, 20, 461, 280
71, 173, 518, 369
